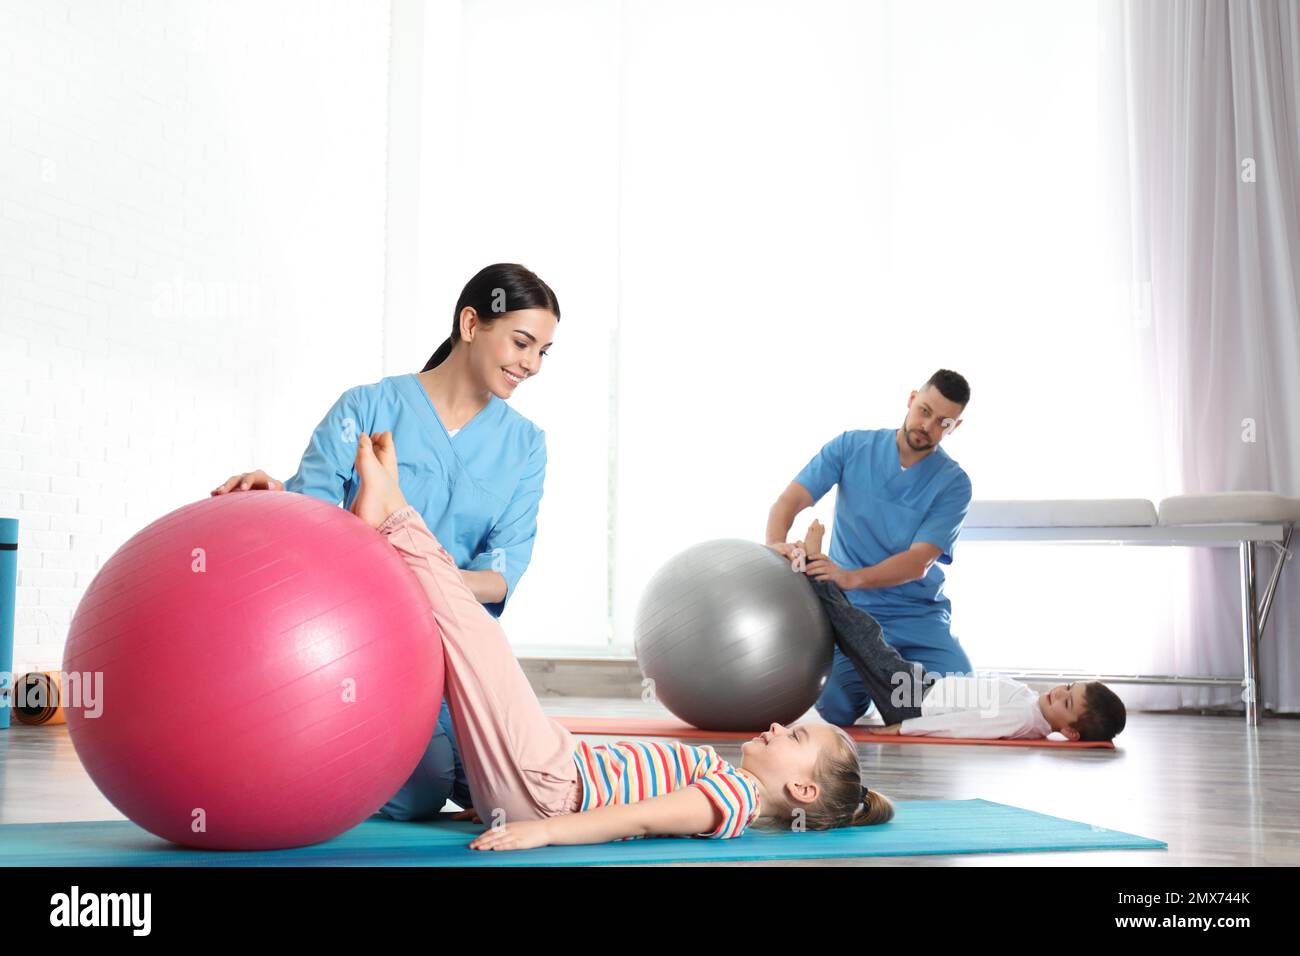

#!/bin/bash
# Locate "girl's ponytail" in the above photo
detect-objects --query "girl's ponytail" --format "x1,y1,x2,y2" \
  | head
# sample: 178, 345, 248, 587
856, 789, 895, 826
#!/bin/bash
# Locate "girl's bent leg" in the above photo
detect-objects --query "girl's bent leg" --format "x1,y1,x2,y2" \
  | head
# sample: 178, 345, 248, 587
376, 506, 580, 822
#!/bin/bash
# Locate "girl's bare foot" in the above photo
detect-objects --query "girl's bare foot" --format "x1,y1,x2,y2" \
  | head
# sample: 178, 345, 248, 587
350, 431, 410, 529
369, 430, 400, 482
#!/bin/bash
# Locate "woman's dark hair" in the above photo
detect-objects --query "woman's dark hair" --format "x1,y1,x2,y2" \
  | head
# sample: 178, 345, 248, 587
422, 263, 561, 372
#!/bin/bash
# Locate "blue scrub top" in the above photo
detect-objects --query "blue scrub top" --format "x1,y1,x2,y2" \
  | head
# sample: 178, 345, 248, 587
793, 428, 971, 616
284, 374, 547, 618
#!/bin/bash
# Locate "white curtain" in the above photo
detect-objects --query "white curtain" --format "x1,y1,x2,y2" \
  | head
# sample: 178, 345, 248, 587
1103, 0, 1300, 711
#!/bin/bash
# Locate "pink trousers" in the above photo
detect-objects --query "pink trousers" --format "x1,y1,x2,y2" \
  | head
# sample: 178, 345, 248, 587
377, 505, 583, 823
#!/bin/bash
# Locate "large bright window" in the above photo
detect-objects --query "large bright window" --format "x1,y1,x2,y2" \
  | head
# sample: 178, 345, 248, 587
417, 0, 1166, 666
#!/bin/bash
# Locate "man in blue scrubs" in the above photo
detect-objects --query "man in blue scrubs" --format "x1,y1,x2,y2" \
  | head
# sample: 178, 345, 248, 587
765, 369, 972, 725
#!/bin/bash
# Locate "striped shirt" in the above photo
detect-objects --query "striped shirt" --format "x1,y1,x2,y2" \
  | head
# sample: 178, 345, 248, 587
571, 739, 763, 840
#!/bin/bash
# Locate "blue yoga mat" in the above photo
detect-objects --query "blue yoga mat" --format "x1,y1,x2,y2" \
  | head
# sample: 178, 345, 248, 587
0, 800, 1164, 866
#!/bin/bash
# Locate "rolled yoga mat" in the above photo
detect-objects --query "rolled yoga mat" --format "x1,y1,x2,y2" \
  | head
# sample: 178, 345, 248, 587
13, 671, 65, 726
0, 517, 15, 731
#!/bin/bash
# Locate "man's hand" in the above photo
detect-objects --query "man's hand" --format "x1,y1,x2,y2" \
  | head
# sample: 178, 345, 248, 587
767, 541, 800, 561
803, 553, 855, 589
769, 540, 810, 572
450, 807, 482, 824
873, 723, 903, 735
469, 818, 552, 852
790, 542, 807, 573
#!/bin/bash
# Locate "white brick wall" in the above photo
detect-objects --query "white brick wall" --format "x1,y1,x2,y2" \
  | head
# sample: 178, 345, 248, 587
0, 0, 391, 672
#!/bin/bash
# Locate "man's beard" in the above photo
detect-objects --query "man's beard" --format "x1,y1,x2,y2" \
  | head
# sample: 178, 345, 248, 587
902, 421, 932, 451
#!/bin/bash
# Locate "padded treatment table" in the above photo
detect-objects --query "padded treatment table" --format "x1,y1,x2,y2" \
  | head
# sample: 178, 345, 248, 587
959, 493, 1300, 725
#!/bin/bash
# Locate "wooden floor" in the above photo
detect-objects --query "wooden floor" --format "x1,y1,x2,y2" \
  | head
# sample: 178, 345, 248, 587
3, 697, 1297, 866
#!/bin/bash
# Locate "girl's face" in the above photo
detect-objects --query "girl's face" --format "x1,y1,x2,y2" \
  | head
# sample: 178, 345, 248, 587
463, 307, 558, 399
739, 721, 839, 806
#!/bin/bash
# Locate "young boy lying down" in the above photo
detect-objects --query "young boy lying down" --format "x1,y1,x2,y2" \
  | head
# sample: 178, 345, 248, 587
791, 523, 1126, 743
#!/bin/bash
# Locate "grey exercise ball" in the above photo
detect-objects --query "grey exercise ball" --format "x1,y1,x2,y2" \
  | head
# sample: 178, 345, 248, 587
633, 539, 834, 731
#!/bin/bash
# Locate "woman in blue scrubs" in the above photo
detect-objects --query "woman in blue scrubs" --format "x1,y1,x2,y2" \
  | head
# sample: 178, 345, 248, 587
766, 370, 973, 726
212, 263, 560, 820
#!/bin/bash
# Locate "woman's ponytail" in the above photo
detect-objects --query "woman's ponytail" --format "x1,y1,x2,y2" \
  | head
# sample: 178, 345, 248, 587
422, 336, 454, 373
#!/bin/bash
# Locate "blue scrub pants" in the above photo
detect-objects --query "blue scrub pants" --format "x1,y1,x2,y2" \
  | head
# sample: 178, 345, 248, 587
815, 606, 972, 726
375, 699, 473, 820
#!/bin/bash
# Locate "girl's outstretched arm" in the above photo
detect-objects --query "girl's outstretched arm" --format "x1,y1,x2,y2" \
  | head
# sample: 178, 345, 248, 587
471, 786, 721, 851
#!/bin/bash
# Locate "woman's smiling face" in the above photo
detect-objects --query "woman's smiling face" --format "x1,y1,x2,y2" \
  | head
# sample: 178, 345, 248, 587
463, 307, 558, 399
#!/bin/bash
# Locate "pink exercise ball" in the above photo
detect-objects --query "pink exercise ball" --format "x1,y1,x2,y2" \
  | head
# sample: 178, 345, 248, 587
62, 491, 443, 850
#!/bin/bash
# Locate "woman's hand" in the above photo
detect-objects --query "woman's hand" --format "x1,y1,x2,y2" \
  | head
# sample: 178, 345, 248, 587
468, 819, 552, 852
211, 470, 284, 496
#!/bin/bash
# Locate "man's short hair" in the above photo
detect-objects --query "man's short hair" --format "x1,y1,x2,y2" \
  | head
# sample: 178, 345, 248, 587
924, 369, 970, 409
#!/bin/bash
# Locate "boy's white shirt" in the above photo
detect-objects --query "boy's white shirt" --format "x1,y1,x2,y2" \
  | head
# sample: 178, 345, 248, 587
899, 676, 1054, 739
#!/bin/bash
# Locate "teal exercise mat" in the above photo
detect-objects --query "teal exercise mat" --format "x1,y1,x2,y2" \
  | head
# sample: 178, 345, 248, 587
0, 800, 1164, 866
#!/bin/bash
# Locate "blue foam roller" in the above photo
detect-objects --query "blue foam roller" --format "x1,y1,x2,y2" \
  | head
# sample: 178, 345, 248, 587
0, 517, 17, 731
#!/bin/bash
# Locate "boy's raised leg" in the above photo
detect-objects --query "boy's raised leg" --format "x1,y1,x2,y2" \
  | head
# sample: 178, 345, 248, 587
808, 579, 930, 724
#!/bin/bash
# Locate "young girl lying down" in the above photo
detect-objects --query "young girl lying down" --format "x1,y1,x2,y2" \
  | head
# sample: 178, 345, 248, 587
348, 431, 894, 851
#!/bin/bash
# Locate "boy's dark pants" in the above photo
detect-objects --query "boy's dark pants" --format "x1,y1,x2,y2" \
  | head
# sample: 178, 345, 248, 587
807, 579, 935, 725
